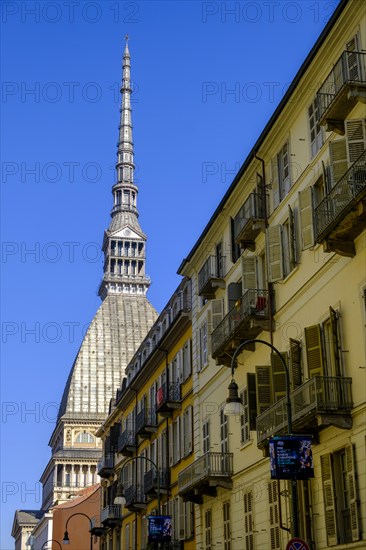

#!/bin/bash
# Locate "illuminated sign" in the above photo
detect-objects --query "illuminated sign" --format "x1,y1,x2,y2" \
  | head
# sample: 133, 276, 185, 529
269, 436, 314, 480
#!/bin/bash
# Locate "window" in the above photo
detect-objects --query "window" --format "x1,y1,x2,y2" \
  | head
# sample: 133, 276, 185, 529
272, 140, 291, 209
182, 339, 192, 381
216, 242, 226, 278
197, 320, 209, 370
203, 419, 210, 454
75, 431, 94, 444
320, 445, 360, 545
309, 98, 324, 157
304, 307, 341, 378
182, 406, 193, 457
268, 481, 280, 550
172, 417, 181, 465
223, 501, 231, 550
220, 407, 229, 453
230, 217, 241, 264
205, 509, 212, 550
244, 489, 254, 550
266, 206, 297, 282
240, 388, 250, 444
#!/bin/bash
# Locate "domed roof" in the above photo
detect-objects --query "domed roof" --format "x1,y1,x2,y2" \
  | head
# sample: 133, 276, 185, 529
57, 294, 157, 421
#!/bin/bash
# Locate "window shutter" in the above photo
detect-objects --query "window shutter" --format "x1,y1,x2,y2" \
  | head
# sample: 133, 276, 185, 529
255, 365, 272, 413
346, 35, 360, 79
188, 406, 193, 453
242, 256, 257, 290
266, 225, 283, 282
271, 157, 280, 210
289, 339, 302, 388
168, 424, 173, 466
271, 352, 288, 402
268, 481, 280, 550
178, 497, 185, 539
195, 330, 201, 372
288, 205, 297, 268
299, 479, 313, 545
345, 444, 360, 542
247, 373, 257, 431
207, 312, 212, 357
346, 119, 366, 164
320, 454, 337, 546
329, 139, 348, 185
178, 350, 183, 384
211, 299, 224, 329
329, 307, 341, 376
298, 188, 314, 250
304, 324, 324, 377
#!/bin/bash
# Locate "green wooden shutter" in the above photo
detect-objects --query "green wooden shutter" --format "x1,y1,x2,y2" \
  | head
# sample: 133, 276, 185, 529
329, 307, 341, 376
266, 225, 284, 282
346, 119, 366, 163
247, 372, 257, 431
299, 479, 313, 547
268, 480, 280, 550
298, 188, 314, 250
290, 338, 302, 388
288, 204, 297, 269
304, 324, 324, 377
242, 256, 257, 290
271, 157, 280, 210
345, 444, 360, 542
255, 365, 272, 413
329, 139, 348, 185
320, 453, 337, 546
271, 352, 288, 402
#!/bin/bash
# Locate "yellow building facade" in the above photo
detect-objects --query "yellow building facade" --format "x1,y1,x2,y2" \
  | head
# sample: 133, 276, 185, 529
177, 0, 366, 549
96, 277, 195, 549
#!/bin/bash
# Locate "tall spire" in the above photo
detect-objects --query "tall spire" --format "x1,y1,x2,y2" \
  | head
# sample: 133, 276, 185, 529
98, 38, 151, 300
113, 35, 137, 216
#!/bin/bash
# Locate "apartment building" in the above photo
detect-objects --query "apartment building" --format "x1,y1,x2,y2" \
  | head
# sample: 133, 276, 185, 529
177, 1, 366, 548
96, 278, 195, 549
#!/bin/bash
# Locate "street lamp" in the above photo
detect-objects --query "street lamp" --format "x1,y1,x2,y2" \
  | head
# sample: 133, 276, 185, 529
41, 541, 62, 550
62, 512, 93, 550
224, 338, 299, 538
114, 455, 161, 515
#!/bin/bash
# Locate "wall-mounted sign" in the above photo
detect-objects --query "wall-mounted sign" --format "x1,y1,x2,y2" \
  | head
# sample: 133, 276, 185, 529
147, 515, 172, 542
269, 436, 314, 480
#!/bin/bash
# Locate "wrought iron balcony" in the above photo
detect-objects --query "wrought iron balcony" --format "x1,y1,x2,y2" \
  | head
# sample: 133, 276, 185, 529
198, 255, 226, 299
314, 150, 366, 257
101, 505, 122, 528
256, 376, 353, 448
117, 429, 136, 457
156, 381, 181, 417
178, 452, 233, 504
234, 192, 267, 250
135, 407, 157, 439
211, 289, 271, 366
124, 484, 147, 512
317, 50, 366, 133
144, 467, 169, 497
97, 454, 114, 478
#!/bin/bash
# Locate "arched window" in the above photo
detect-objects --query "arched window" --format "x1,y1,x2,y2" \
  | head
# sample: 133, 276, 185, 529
75, 431, 94, 444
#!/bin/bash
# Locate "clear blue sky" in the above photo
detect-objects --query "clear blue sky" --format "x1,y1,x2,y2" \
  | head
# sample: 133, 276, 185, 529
1, 1, 341, 547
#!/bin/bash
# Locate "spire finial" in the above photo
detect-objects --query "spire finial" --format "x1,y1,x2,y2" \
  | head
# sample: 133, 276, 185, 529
125, 34, 129, 42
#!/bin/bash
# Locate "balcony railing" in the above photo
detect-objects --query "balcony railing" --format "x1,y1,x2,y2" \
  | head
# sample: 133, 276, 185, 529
256, 376, 353, 447
135, 407, 157, 438
317, 50, 366, 128
314, 150, 366, 255
144, 467, 169, 496
156, 381, 181, 417
101, 505, 122, 526
234, 192, 267, 250
124, 484, 147, 511
178, 452, 233, 503
117, 429, 136, 456
211, 289, 271, 366
198, 255, 226, 298
97, 454, 114, 478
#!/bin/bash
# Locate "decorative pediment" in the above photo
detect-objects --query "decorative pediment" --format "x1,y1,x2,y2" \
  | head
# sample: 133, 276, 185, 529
110, 226, 144, 240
